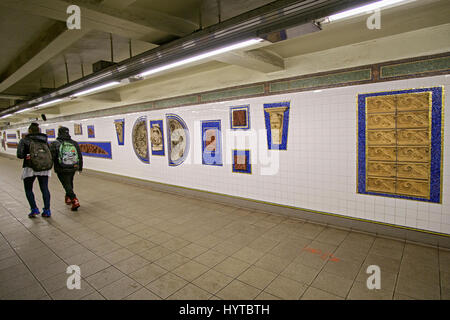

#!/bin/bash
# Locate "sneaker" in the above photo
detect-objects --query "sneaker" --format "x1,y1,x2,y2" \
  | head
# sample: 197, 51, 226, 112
65, 196, 72, 205
42, 209, 51, 218
28, 208, 40, 218
71, 198, 80, 211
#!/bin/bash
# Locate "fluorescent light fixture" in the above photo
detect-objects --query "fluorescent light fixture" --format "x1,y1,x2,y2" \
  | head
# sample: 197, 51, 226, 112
72, 81, 120, 97
328, 0, 413, 22
15, 107, 33, 114
35, 98, 63, 108
0, 114, 11, 119
138, 38, 263, 77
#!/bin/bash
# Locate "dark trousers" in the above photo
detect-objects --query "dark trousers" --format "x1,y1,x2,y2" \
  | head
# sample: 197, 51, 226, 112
24, 176, 50, 210
57, 172, 76, 199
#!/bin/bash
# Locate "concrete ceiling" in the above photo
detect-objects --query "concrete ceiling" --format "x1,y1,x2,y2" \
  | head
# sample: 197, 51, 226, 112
0, 0, 449, 121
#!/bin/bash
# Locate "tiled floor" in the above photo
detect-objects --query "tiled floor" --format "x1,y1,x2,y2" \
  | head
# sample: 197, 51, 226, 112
0, 156, 449, 300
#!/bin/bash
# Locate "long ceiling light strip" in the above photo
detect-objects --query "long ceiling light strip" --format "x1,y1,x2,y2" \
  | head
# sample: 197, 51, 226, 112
328, 0, 414, 22
72, 81, 121, 97
138, 38, 263, 77
35, 99, 64, 108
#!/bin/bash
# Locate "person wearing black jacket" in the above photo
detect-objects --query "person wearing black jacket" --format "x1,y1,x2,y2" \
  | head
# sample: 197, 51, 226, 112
50, 126, 83, 211
17, 122, 52, 218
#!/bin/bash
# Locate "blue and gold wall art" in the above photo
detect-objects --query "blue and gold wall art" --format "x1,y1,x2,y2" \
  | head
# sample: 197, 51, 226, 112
358, 86, 444, 203
166, 114, 189, 166
150, 120, 165, 156
6, 142, 18, 149
232, 149, 251, 174
132, 116, 150, 164
46, 129, 55, 138
87, 125, 95, 138
230, 105, 250, 130
6, 133, 16, 139
263, 102, 290, 150
79, 142, 112, 159
201, 120, 223, 166
74, 123, 82, 135
114, 119, 125, 146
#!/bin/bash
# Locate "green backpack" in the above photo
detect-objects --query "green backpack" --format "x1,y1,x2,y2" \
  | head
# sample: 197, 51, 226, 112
58, 141, 79, 169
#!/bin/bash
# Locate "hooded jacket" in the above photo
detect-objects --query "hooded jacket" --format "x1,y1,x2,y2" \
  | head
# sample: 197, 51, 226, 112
50, 127, 83, 173
17, 133, 49, 168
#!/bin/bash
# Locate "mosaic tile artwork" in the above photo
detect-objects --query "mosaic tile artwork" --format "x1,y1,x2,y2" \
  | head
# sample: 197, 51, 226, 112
6, 133, 16, 139
46, 129, 55, 138
166, 114, 189, 166
87, 125, 95, 138
358, 87, 444, 203
114, 119, 125, 146
263, 101, 290, 150
74, 123, 83, 135
150, 120, 165, 156
132, 116, 150, 164
201, 120, 223, 166
232, 149, 251, 174
6, 142, 18, 149
78, 142, 112, 159
230, 105, 250, 130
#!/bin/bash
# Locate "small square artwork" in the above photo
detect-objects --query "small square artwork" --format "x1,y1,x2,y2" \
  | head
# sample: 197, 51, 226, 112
202, 120, 222, 166
150, 120, 165, 156
230, 105, 250, 130
87, 125, 95, 138
232, 150, 251, 174
74, 123, 83, 135
46, 129, 55, 138
114, 119, 125, 146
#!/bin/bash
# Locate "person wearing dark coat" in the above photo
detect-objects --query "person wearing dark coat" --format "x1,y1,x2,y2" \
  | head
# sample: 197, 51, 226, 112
16, 122, 52, 218
50, 126, 83, 211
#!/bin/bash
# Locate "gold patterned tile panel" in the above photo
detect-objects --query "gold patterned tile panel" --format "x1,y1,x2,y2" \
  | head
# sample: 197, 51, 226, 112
367, 130, 396, 146
397, 163, 430, 180
397, 129, 430, 146
367, 177, 396, 194
397, 147, 430, 163
396, 111, 429, 128
367, 147, 397, 161
396, 179, 430, 198
367, 162, 396, 178
397, 92, 430, 111
366, 95, 396, 113
367, 114, 396, 129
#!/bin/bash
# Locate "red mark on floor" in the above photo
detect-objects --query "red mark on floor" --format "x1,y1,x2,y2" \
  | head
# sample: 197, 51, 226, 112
302, 246, 340, 262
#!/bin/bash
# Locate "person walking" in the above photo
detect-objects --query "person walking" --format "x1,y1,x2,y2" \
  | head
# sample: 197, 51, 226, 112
17, 122, 53, 218
50, 126, 83, 211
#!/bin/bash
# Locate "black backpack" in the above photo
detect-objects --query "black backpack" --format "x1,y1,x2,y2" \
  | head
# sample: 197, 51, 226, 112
29, 139, 53, 171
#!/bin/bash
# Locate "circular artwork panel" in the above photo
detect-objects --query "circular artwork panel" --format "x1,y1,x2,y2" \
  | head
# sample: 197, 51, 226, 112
132, 116, 149, 163
166, 114, 189, 166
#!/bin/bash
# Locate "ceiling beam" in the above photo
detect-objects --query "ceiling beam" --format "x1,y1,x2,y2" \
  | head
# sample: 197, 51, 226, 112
215, 48, 285, 73
0, 22, 88, 93
0, 94, 29, 100
0, 0, 198, 42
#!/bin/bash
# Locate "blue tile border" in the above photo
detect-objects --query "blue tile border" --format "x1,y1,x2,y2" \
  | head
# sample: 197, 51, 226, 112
150, 120, 165, 156
263, 101, 290, 150
78, 141, 112, 159
201, 120, 223, 166
166, 113, 190, 166
87, 125, 95, 138
357, 86, 444, 203
114, 119, 125, 146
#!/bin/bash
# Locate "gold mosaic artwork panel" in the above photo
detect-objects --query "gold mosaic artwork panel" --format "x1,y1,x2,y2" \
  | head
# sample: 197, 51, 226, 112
367, 130, 397, 146
363, 91, 434, 200
367, 162, 396, 178
367, 177, 396, 194
397, 92, 430, 111
396, 111, 429, 128
367, 114, 396, 129
366, 95, 396, 113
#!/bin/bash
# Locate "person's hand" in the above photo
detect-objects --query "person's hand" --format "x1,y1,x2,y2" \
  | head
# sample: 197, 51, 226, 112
25, 154, 31, 160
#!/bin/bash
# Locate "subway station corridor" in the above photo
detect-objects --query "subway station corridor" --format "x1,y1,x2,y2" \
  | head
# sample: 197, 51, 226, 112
0, 156, 448, 300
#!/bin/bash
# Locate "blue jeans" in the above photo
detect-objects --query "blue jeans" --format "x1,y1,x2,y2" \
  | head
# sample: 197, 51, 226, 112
24, 176, 51, 210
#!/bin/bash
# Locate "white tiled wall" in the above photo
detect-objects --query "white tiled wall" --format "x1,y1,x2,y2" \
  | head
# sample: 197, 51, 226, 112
2, 75, 449, 234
